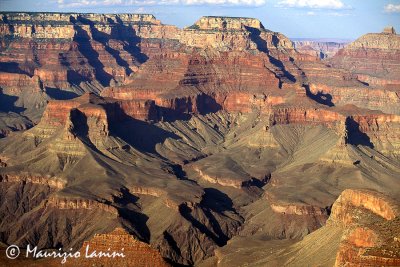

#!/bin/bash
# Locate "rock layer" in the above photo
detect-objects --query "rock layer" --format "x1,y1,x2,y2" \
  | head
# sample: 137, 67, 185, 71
329, 27, 400, 86
1, 12, 400, 267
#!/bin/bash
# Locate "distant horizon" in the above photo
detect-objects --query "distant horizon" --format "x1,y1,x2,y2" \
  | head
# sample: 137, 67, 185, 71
290, 37, 354, 42
1, 0, 399, 39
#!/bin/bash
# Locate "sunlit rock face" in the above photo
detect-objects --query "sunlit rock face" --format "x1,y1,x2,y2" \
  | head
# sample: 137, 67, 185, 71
0, 12, 400, 267
327, 189, 400, 267
329, 26, 400, 86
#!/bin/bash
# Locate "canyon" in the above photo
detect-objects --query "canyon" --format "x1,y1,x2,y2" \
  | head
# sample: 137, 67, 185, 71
0, 12, 399, 266
293, 39, 349, 59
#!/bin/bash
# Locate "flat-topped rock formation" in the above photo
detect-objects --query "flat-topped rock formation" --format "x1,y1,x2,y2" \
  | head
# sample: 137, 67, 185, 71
0, 13, 162, 38
383, 26, 397, 34
180, 16, 294, 51
189, 16, 265, 31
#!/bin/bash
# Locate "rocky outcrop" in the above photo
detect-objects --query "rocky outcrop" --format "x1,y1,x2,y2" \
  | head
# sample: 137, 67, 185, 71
383, 26, 396, 34
180, 16, 294, 52
269, 106, 345, 128
1, 12, 400, 267
69, 227, 171, 267
0, 173, 66, 189
45, 196, 119, 215
270, 203, 328, 216
35, 93, 155, 134
329, 27, 400, 85
307, 83, 400, 114
190, 16, 265, 31
328, 189, 399, 225
327, 189, 400, 267
0, 72, 42, 89
129, 185, 164, 197
350, 113, 400, 156
17, 227, 171, 267
193, 166, 245, 188
117, 99, 157, 121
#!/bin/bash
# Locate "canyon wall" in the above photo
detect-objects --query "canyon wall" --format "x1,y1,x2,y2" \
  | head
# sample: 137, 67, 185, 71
329, 27, 400, 86
294, 40, 347, 59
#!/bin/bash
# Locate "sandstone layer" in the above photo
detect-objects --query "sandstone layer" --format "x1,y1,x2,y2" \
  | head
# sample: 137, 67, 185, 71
0, 12, 400, 267
329, 27, 400, 86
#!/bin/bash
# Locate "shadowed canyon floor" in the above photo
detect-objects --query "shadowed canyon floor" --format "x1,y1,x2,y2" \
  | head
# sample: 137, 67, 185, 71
0, 13, 399, 266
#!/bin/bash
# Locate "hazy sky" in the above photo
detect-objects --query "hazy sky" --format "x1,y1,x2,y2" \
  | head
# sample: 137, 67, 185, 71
1, 0, 399, 39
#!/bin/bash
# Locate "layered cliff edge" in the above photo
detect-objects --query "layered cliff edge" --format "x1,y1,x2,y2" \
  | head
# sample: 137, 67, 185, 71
0, 12, 298, 137
0, 12, 400, 267
329, 26, 400, 86
1, 189, 398, 267
1, 89, 400, 265
1, 12, 399, 135
207, 189, 400, 267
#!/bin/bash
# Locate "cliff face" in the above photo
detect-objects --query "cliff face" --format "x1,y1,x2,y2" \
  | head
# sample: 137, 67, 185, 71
191, 16, 265, 31
179, 16, 291, 51
0, 13, 161, 88
0, 12, 299, 137
33, 92, 157, 141
329, 27, 400, 86
1, 12, 400, 267
328, 189, 400, 267
212, 189, 400, 267
293, 40, 347, 59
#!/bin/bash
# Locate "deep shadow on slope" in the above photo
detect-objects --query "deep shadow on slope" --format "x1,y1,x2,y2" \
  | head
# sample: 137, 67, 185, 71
303, 84, 335, 107
73, 24, 113, 87
178, 188, 243, 248
114, 188, 151, 242
74, 15, 148, 82
0, 62, 31, 76
178, 204, 229, 247
110, 105, 182, 154
345, 117, 374, 148
247, 27, 296, 85
201, 188, 235, 213
0, 91, 26, 113
45, 87, 79, 100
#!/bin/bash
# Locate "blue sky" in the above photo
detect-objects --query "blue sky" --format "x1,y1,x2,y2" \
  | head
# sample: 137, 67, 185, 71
1, 0, 399, 39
